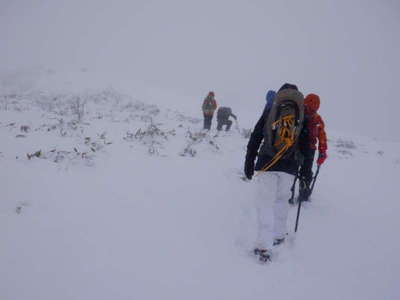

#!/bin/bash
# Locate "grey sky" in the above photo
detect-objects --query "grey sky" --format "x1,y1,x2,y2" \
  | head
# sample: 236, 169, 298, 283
1, 0, 399, 140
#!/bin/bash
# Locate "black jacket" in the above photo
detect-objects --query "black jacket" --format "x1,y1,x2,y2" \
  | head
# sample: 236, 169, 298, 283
217, 107, 237, 121
245, 112, 312, 176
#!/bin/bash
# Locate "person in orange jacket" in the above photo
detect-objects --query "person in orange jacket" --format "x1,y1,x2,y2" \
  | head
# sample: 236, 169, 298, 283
298, 93, 328, 201
202, 91, 217, 130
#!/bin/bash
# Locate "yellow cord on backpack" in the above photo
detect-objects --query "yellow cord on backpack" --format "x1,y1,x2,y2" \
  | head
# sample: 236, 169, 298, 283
256, 115, 295, 175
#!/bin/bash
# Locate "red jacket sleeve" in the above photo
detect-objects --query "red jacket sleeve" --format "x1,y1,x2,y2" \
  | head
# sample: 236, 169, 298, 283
315, 114, 327, 153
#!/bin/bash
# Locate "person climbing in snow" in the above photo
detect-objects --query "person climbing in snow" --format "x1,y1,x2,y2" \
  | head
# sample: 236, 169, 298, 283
244, 83, 307, 262
202, 91, 217, 130
216, 107, 237, 131
297, 93, 328, 202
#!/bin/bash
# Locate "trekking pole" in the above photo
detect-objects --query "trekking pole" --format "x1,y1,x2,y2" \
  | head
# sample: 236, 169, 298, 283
309, 165, 321, 197
288, 173, 298, 204
294, 193, 302, 232
294, 165, 321, 232
234, 119, 240, 133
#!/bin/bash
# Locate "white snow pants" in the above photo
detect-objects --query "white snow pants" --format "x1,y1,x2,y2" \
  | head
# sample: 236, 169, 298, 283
255, 171, 294, 249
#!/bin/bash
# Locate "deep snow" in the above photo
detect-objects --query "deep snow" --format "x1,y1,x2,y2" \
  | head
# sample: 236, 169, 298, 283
1, 85, 400, 300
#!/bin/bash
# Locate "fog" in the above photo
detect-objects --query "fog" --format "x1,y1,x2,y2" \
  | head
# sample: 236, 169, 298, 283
1, 0, 399, 140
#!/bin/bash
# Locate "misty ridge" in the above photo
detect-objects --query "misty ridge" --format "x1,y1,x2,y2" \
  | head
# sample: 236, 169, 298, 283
0, 0, 399, 142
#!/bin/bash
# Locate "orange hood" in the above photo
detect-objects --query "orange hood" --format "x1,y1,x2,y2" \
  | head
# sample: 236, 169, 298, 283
304, 93, 320, 114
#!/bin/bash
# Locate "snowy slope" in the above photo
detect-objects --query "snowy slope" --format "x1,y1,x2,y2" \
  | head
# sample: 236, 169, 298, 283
1, 86, 400, 300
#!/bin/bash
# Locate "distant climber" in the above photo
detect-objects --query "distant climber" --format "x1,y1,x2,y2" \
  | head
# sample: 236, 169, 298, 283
216, 107, 237, 131
202, 91, 217, 130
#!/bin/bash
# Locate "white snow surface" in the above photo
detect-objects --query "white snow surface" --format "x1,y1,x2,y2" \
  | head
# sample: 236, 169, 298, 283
1, 86, 400, 300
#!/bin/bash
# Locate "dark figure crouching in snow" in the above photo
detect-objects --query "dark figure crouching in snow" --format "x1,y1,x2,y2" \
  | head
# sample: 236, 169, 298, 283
216, 107, 237, 131
244, 83, 313, 262
202, 91, 217, 130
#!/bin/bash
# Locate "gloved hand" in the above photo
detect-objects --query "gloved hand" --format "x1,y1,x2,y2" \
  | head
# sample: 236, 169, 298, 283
244, 159, 255, 180
317, 152, 327, 165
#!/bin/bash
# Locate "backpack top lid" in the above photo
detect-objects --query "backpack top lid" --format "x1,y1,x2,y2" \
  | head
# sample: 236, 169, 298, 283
265, 90, 276, 109
278, 83, 298, 92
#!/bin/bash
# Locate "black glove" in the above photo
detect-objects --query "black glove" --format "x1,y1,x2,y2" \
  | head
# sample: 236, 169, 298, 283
244, 159, 255, 180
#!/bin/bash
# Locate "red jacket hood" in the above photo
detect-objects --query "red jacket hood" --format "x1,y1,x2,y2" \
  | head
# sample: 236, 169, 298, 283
304, 93, 320, 114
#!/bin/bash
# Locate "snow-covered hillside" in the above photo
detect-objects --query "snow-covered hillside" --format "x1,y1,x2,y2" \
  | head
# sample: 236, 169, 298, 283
1, 88, 399, 300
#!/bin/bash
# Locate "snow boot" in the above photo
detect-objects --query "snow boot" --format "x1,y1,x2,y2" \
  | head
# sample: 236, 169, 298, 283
254, 248, 271, 263
299, 178, 311, 202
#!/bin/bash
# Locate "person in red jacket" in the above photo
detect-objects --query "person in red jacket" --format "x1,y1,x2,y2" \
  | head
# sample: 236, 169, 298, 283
298, 93, 328, 201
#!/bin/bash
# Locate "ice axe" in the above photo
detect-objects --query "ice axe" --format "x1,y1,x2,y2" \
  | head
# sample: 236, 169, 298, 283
234, 118, 240, 133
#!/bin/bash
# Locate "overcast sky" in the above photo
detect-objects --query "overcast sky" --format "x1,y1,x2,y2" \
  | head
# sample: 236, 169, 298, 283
1, 0, 399, 140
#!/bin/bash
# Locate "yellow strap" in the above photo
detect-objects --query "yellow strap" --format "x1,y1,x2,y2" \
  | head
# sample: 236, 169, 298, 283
255, 141, 292, 175
256, 115, 295, 175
